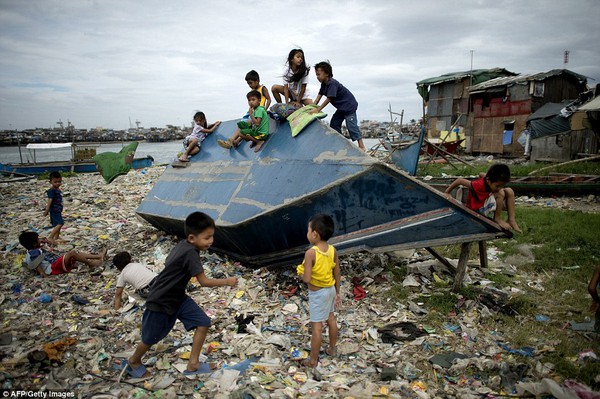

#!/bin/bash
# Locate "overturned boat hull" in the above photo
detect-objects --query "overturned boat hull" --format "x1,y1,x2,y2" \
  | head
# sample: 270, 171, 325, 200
137, 118, 506, 267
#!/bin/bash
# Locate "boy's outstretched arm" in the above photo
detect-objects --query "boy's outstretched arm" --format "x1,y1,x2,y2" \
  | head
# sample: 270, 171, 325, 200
114, 287, 124, 310
311, 97, 330, 114
443, 178, 472, 199
195, 272, 237, 288
206, 121, 221, 133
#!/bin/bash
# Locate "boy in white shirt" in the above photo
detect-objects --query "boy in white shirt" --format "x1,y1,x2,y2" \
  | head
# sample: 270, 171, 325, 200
112, 251, 157, 310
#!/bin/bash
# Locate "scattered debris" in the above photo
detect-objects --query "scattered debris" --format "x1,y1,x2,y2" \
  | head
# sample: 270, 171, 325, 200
0, 166, 598, 397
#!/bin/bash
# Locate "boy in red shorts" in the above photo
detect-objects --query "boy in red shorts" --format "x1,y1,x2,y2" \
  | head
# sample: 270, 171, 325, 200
19, 231, 107, 277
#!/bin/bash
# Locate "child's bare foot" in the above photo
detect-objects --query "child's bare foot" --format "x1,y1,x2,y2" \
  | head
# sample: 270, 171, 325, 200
325, 347, 336, 357
254, 141, 264, 153
509, 219, 522, 233
217, 139, 233, 149
495, 219, 512, 231
99, 247, 108, 261
301, 358, 318, 368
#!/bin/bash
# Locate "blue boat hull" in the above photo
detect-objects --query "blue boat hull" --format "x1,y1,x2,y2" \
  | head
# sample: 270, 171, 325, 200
386, 129, 425, 176
0, 156, 153, 175
137, 119, 506, 267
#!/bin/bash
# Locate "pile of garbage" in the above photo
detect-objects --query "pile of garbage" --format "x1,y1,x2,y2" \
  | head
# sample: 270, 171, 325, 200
1, 167, 598, 398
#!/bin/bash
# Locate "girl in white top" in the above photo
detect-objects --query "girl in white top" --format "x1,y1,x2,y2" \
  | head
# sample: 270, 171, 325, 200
271, 49, 313, 107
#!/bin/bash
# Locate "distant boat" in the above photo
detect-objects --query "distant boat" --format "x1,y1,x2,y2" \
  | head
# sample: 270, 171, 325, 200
137, 118, 507, 268
0, 142, 153, 175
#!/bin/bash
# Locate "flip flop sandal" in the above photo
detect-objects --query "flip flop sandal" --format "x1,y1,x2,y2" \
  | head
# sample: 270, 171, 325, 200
118, 359, 148, 381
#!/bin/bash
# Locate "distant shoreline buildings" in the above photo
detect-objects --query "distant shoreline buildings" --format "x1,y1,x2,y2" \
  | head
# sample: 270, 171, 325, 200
0, 119, 422, 146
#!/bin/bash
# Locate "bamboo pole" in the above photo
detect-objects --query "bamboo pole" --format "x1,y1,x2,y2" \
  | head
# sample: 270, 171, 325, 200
527, 155, 600, 176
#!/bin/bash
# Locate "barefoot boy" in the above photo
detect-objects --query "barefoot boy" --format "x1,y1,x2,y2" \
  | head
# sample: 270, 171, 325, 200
296, 214, 341, 368
311, 61, 366, 151
19, 231, 106, 277
112, 251, 158, 310
217, 90, 269, 152
44, 171, 64, 243
122, 212, 237, 378
444, 163, 522, 233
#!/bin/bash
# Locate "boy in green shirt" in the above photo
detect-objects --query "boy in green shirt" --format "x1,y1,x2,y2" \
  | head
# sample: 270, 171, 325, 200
218, 90, 269, 152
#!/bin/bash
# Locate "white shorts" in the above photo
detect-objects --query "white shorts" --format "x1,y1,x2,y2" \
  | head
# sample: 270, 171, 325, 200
308, 285, 336, 323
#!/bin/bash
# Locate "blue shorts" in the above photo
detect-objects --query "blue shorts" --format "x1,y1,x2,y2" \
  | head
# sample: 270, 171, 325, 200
330, 110, 363, 141
141, 296, 211, 345
50, 212, 64, 227
308, 285, 336, 323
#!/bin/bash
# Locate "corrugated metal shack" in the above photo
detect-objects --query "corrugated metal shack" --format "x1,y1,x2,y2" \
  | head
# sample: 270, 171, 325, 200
416, 68, 516, 142
526, 92, 599, 162
468, 69, 588, 156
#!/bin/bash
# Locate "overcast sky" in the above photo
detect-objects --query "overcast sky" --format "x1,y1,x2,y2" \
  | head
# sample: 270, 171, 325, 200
1, 0, 599, 131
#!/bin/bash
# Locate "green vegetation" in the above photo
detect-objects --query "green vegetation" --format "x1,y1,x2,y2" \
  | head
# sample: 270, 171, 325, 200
37, 171, 78, 180
386, 160, 600, 387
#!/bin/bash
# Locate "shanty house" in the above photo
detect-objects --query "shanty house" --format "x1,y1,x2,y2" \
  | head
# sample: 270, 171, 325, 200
416, 68, 516, 140
526, 91, 599, 162
467, 69, 588, 156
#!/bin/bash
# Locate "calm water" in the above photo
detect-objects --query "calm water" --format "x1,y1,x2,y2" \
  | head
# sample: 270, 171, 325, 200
0, 141, 185, 166
0, 138, 381, 166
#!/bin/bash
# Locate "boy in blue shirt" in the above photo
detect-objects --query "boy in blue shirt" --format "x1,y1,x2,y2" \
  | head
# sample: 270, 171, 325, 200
311, 61, 366, 151
44, 171, 63, 243
121, 212, 238, 378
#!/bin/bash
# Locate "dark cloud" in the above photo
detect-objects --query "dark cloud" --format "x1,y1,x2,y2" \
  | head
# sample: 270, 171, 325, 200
0, 0, 598, 130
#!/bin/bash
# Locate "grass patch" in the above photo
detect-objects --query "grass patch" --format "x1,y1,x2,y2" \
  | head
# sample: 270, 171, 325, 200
385, 202, 600, 386
37, 171, 78, 180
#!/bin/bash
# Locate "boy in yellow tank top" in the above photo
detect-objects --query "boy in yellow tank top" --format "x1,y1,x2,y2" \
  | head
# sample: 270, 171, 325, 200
297, 214, 341, 368
245, 70, 271, 110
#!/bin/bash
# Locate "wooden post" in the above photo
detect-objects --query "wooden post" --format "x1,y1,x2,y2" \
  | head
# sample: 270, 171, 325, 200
425, 247, 457, 273
452, 242, 472, 292
478, 241, 488, 269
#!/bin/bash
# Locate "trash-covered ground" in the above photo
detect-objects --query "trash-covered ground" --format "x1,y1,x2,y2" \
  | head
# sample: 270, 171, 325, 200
1, 166, 599, 398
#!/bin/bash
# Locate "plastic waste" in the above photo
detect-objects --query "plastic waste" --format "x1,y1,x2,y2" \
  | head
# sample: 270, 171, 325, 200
37, 293, 52, 303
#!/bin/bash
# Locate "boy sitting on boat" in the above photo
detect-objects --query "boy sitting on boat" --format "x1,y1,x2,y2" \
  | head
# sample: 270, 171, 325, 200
443, 163, 522, 233
19, 231, 107, 277
218, 90, 270, 152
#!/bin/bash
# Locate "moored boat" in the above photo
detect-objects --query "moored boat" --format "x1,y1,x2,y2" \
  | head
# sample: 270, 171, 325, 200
0, 142, 153, 175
